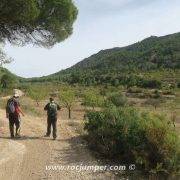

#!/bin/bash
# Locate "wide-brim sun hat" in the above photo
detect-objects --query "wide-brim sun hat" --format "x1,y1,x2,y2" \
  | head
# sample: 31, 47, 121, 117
13, 89, 24, 97
13, 93, 19, 98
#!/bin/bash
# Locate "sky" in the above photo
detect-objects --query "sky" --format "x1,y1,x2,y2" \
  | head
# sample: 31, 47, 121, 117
4, 0, 180, 78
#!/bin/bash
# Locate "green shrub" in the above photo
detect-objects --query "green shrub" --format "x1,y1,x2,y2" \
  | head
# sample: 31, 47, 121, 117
84, 107, 180, 175
100, 86, 119, 97
139, 79, 162, 89
177, 82, 180, 88
0, 73, 18, 89
59, 88, 76, 119
127, 87, 143, 94
153, 89, 162, 98
107, 92, 127, 107
83, 90, 105, 109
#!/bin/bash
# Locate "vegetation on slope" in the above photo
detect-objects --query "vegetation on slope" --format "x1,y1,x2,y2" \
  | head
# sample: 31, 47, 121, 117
27, 32, 180, 88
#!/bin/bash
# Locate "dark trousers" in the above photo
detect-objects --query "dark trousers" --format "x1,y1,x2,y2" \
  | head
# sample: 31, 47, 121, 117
46, 117, 57, 138
9, 114, 20, 137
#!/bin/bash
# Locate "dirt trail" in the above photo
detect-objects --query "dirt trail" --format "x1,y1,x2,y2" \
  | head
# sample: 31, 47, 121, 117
0, 109, 117, 180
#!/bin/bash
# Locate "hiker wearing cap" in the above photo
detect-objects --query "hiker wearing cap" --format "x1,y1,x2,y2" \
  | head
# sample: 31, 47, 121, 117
44, 97, 61, 140
6, 93, 25, 138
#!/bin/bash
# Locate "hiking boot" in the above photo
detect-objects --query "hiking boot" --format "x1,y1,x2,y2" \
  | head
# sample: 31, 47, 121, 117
53, 136, 57, 140
15, 133, 21, 138
44, 134, 50, 137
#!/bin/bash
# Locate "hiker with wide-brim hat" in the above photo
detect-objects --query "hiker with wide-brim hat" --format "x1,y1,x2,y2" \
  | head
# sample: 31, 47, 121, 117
6, 92, 25, 138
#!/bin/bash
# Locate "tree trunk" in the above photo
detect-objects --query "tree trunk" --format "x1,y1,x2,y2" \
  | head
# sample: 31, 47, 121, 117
36, 100, 39, 106
68, 107, 71, 119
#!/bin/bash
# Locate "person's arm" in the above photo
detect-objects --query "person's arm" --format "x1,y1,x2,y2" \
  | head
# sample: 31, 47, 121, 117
6, 113, 9, 118
44, 103, 49, 111
15, 101, 24, 116
57, 104, 61, 111
15, 101, 25, 117
18, 106, 25, 116
6, 101, 9, 118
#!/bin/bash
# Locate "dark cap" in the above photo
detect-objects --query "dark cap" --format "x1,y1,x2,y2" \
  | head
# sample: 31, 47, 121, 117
50, 97, 54, 102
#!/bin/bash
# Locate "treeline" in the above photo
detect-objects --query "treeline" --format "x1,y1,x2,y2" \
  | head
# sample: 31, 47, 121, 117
65, 72, 164, 88
25, 70, 179, 90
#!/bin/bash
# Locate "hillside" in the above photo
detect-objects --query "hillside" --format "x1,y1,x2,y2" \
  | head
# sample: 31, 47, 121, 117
0, 67, 15, 77
73, 33, 180, 71
26, 32, 180, 87
0, 67, 21, 92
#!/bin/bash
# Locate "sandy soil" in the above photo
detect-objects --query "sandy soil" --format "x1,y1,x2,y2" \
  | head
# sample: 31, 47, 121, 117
0, 109, 117, 180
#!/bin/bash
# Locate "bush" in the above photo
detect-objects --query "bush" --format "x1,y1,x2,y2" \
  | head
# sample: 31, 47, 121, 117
59, 89, 76, 119
177, 82, 180, 88
107, 92, 127, 107
139, 79, 162, 89
0, 73, 18, 89
153, 89, 162, 98
83, 90, 105, 109
99, 86, 119, 97
84, 107, 180, 175
127, 87, 143, 94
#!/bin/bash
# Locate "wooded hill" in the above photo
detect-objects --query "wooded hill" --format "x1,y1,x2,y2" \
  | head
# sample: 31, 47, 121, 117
11, 32, 180, 88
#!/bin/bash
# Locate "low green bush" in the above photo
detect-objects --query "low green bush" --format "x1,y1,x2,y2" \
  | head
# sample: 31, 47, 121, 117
84, 107, 180, 175
138, 79, 162, 89
107, 92, 127, 107
177, 82, 180, 88
127, 87, 143, 94
82, 90, 105, 109
152, 90, 162, 98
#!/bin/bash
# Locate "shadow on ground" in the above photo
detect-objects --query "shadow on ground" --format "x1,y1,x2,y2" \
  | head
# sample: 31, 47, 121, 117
0, 136, 57, 141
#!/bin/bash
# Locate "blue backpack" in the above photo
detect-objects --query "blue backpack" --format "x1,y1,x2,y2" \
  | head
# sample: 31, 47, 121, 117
7, 99, 16, 114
